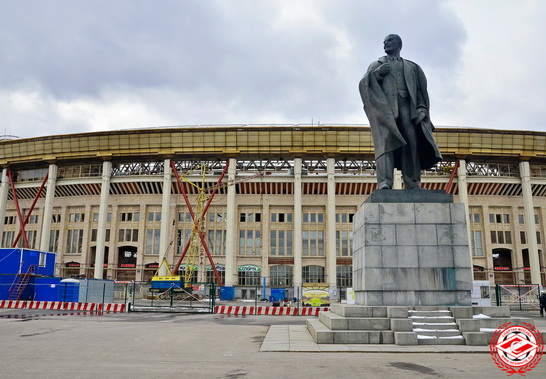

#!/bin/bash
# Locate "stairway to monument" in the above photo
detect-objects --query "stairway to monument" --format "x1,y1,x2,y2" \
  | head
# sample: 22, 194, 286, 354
408, 308, 465, 345
306, 304, 415, 345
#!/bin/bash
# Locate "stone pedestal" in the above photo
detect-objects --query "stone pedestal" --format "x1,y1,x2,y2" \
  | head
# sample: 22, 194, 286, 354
352, 190, 473, 306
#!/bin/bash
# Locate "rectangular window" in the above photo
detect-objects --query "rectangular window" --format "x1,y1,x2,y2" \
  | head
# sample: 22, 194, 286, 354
239, 230, 261, 256
118, 228, 138, 242
68, 213, 85, 223
497, 231, 504, 244
303, 212, 325, 224
336, 212, 354, 224
148, 212, 161, 222
271, 213, 292, 223
504, 231, 512, 244
18, 230, 37, 249
1, 230, 15, 248
336, 231, 353, 256
52, 214, 61, 223
269, 265, 293, 287
302, 230, 324, 256
270, 230, 293, 256
520, 231, 527, 244
336, 266, 353, 287
145, 229, 161, 254
302, 265, 325, 283
66, 229, 84, 254
177, 229, 192, 254
471, 231, 483, 256
39, 252, 46, 266
206, 229, 226, 256
491, 231, 511, 244
49, 230, 59, 252
237, 271, 261, 286
470, 213, 480, 223
179, 212, 194, 222
26, 215, 39, 224
537, 232, 542, 244
239, 212, 259, 222
4, 215, 16, 225
206, 268, 226, 285
489, 213, 510, 224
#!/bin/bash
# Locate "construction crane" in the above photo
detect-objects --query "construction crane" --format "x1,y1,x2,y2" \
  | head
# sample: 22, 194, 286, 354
170, 161, 269, 288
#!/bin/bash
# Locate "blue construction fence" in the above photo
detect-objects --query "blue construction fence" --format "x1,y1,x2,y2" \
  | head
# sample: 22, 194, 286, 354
0, 276, 114, 303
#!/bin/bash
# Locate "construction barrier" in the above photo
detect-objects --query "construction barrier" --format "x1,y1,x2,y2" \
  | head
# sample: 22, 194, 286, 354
0, 300, 26, 309
214, 305, 329, 316
0, 300, 125, 312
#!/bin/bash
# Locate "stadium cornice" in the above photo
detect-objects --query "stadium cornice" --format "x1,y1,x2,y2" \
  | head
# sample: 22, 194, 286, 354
1, 125, 545, 168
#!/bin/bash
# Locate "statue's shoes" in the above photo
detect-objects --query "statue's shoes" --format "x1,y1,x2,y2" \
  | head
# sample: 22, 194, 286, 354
378, 184, 391, 190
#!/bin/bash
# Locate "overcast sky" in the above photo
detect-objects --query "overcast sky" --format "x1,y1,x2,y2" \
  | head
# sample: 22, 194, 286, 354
0, 0, 545, 139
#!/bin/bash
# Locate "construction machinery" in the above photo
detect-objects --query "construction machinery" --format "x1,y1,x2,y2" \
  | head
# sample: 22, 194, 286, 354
170, 161, 268, 288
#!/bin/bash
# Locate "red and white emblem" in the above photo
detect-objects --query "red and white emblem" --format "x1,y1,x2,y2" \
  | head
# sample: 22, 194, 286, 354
490, 322, 544, 376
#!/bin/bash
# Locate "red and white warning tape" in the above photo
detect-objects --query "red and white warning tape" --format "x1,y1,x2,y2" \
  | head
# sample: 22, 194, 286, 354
214, 305, 329, 316
0, 300, 126, 312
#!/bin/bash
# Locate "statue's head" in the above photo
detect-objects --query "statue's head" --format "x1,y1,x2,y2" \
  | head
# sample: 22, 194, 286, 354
383, 34, 402, 55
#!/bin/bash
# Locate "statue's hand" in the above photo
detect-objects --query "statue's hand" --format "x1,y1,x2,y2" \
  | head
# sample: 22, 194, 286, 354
375, 63, 389, 76
415, 109, 428, 124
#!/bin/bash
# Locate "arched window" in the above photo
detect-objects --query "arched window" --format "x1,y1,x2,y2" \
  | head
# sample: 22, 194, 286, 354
302, 265, 325, 283
269, 265, 293, 287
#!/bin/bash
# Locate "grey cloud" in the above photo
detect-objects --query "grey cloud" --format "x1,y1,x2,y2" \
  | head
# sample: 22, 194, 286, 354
1, 0, 538, 138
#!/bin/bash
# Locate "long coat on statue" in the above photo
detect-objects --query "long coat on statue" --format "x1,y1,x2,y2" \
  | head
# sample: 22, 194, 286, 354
359, 56, 442, 170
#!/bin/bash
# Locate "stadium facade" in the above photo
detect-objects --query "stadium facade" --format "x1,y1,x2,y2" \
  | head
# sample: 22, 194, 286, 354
0, 125, 544, 299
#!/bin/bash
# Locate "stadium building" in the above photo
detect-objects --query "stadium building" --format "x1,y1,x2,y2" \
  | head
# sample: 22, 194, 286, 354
0, 125, 544, 299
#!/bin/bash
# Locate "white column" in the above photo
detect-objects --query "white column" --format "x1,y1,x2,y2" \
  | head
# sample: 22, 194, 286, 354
225, 158, 237, 287
40, 164, 58, 252
520, 161, 542, 286
293, 158, 303, 292
456, 159, 473, 265
0, 168, 10, 239
158, 159, 172, 275
94, 161, 112, 279
326, 158, 337, 299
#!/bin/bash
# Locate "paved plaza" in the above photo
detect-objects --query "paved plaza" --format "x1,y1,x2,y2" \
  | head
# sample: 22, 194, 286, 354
0, 309, 545, 378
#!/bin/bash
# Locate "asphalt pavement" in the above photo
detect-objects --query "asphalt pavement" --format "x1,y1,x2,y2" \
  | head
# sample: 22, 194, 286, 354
0, 309, 545, 379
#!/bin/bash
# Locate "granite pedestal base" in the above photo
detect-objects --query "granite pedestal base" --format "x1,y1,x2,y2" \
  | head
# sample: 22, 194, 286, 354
353, 190, 473, 306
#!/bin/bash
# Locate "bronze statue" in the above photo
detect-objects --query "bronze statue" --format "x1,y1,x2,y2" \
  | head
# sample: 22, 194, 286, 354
359, 34, 442, 190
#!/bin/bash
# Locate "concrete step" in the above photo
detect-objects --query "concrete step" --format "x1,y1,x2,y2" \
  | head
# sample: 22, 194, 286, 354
307, 318, 395, 344
319, 311, 390, 330
330, 304, 388, 317
412, 322, 459, 330
413, 329, 462, 337
307, 318, 334, 344
409, 316, 455, 323
408, 310, 452, 318
408, 306, 450, 311
417, 335, 465, 345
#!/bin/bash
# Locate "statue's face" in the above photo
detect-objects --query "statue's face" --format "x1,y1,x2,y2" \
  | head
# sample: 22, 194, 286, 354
383, 34, 401, 55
